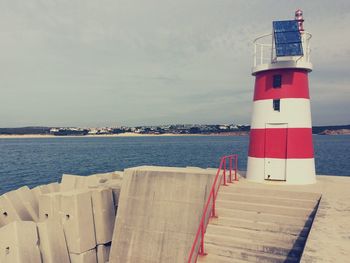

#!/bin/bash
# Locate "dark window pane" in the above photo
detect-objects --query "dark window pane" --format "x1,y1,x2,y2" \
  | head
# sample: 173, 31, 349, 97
273, 99, 280, 111
273, 75, 282, 88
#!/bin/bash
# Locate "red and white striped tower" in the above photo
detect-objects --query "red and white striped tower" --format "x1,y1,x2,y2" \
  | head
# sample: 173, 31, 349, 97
246, 10, 316, 184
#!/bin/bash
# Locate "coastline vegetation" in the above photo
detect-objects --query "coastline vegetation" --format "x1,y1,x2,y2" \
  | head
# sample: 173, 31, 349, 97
0, 124, 349, 137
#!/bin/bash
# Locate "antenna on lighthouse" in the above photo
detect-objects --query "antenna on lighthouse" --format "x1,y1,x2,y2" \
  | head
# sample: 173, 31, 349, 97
295, 9, 304, 31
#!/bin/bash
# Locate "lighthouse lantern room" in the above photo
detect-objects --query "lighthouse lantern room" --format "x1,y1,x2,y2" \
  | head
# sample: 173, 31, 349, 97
246, 10, 316, 184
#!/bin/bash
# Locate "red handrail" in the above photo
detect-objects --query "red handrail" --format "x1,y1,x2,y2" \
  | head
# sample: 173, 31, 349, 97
187, 154, 238, 263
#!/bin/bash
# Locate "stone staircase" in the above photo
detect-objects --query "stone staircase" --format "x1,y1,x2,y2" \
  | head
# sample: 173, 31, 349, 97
197, 184, 321, 263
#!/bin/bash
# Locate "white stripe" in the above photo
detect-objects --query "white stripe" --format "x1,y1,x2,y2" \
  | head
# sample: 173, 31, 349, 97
247, 157, 316, 185
250, 98, 312, 129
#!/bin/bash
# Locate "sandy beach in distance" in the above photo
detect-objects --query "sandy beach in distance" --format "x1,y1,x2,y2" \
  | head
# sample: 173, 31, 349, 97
0, 132, 249, 139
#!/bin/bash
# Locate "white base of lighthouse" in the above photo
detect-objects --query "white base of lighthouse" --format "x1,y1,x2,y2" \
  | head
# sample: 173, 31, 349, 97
246, 157, 316, 185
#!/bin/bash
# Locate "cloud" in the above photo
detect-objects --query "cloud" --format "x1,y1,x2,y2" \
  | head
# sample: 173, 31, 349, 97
0, 0, 349, 126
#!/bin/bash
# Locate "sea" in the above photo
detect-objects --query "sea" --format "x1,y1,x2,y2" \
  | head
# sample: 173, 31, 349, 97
0, 135, 349, 195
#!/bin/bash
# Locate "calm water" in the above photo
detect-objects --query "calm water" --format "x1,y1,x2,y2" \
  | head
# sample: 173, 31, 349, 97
0, 135, 349, 195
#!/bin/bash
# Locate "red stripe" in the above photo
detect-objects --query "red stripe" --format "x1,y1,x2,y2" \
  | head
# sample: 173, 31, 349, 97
253, 69, 310, 101
265, 128, 288, 158
248, 128, 314, 158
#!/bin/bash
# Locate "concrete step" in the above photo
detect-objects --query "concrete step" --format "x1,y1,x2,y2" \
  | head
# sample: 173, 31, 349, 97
198, 184, 318, 262
216, 207, 312, 228
204, 233, 302, 258
217, 192, 316, 209
219, 186, 320, 202
206, 223, 306, 248
198, 243, 299, 263
210, 216, 309, 237
197, 253, 251, 263
216, 199, 314, 218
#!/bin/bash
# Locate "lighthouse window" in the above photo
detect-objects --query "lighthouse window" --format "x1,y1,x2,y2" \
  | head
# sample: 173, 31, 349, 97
273, 75, 282, 88
273, 99, 280, 111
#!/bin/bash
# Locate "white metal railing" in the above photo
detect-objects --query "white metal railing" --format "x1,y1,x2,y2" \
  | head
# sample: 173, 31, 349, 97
253, 31, 312, 68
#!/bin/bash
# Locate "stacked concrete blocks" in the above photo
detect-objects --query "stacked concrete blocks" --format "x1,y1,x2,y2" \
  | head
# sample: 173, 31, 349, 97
0, 186, 39, 226
60, 190, 97, 257
0, 221, 41, 263
97, 244, 111, 263
91, 188, 116, 245
39, 192, 62, 221
62, 172, 123, 213
37, 219, 70, 263
31, 183, 60, 205
0, 171, 123, 263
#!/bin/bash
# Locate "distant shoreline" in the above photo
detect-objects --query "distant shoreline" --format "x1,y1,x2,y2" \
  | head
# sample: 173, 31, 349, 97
1, 125, 349, 139
0, 132, 249, 139
1, 130, 350, 139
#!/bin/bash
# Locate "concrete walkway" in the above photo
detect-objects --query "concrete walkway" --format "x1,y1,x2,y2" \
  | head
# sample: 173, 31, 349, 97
197, 179, 320, 263
300, 175, 350, 263
197, 174, 350, 263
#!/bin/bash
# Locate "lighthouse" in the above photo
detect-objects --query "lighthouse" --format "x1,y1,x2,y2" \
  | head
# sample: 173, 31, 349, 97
246, 10, 316, 184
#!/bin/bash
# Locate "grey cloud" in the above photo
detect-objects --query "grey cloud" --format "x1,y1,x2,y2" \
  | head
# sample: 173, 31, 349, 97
0, 0, 349, 127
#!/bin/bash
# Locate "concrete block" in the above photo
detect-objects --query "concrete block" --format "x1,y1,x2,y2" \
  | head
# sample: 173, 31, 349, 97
61, 174, 102, 191
0, 186, 38, 224
75, 176, 90, 189
109, 166, 215, 263
92, 171, 123, 180
31, 184, 52, 205
112, 171, 123, 179
103, 180, 122, 209
46, 182, 60, 193
0, 221, 41, 263
97, 244, 111, 263
84, 175, 104, 188
60, 189, 96, 253
0, 194, 22, 225
38, 192, 62, 222
37, 219, 70, 263
61, 174, 81, 191
70, 249, 97, 263
91, 188, 115, 244
14, 186, 39, 222
0, 214, 4, 227
31, 186, 43, 204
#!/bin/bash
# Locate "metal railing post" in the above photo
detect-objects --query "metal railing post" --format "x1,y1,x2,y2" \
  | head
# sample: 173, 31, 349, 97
254, 43, 257, 67
199, 223, 207, 256
234, 154, 238, 182
229, 156, 232, 183
223, 157, 228, 186
211, 188, 216, 218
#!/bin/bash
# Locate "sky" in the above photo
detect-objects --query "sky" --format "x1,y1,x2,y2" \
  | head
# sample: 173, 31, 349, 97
0, 0, 349, 127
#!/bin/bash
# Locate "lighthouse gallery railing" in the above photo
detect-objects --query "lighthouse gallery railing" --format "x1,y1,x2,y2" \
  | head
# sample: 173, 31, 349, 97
253, 31, 312, 67
187, 154, 238, 263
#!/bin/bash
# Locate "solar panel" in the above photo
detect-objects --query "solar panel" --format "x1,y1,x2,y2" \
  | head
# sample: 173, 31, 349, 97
273, 20, 299, 32
273, 20, 303, 57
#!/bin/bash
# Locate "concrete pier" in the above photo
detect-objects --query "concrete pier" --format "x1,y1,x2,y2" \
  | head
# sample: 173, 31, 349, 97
300, 175, 350, 262
109, 166, 216, 263
197, 174, 350, 263
0, 166, 349, 262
